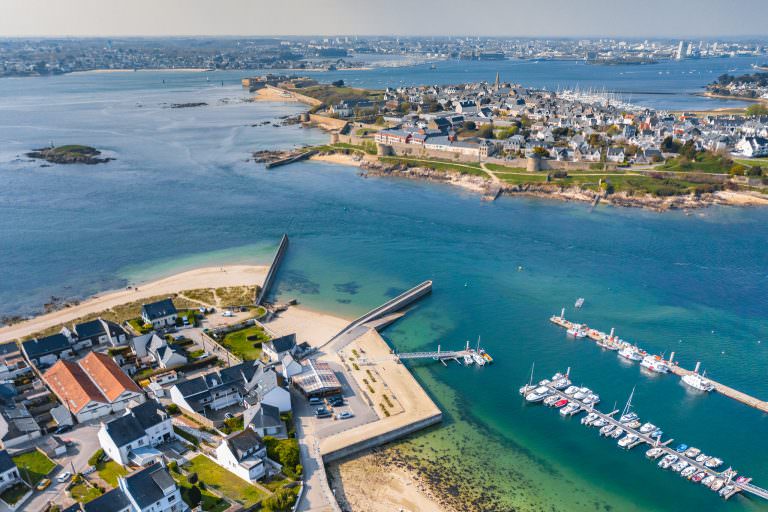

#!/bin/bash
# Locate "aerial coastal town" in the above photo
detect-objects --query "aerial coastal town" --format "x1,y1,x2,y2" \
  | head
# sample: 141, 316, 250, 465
1, 36, 766, 76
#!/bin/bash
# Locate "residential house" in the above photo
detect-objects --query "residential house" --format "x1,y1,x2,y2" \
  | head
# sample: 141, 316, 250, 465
21, 333, 72, 367
214, 429, 268, 483
244, 403, 287, 439
0, 404, 41, 448
98, 399, 173, 466
280, 354, 303, 380
130, 334, 186, 369
0, 450, 20, 492
44, 352, 145, 422
82, 462, 186, 512
374, 129, 412, 146
73, 318, 129, 347
262, 334, 296, 363
735, 136, 768, 157
606, 147, 626, 163
141, 299, 178, 329
0, 342, 30, 380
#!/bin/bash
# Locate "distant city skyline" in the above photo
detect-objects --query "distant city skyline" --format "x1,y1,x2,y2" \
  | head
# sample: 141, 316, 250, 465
2, 0, 768, 38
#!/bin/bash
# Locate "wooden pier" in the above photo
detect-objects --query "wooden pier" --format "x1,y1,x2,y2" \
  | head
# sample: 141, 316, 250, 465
549, 313, 768, 414
537, 381, 768, 502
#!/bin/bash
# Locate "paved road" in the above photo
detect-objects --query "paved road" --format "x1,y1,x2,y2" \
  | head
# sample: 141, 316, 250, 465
21, 424, 100, 512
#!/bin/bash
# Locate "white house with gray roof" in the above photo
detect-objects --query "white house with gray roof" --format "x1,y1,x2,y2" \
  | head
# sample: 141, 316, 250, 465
82, 462, 185, 512
98, 399, 173, 466
214, 428, 268, 483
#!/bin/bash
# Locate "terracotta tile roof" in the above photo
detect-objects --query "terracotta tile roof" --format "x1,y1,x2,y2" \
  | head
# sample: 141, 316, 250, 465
44, 360, 108, 413
80, 352, 141, 402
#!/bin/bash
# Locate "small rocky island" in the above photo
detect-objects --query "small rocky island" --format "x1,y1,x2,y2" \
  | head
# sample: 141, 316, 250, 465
26, 145, 114, 165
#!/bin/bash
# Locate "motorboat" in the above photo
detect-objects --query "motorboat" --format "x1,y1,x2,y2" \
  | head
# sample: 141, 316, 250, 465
463, 354, 474, 365
581, 412, 599, 425
682, 372, 715, 392
659, 454, 678, 469
719, 485, 735, 497
684, 447, 701, 458
639, 423, 657, 434
610, 427, 625, 439
702, 475, 716, 487
525, 386, 551, 402
691, 471, 706, 483
681, 466, 697, 479
599, 424, 615, 436
583, 394, 600, 405
554, 398, 569, 408
472, 352, 486, 366
624, 419, 641, 430
575, 297, 585, 309
573, 387, 590, 400
592, 418, 607, 428
618, 434, 638, 448
705, 457, 724, 469
620, 412, 638, 424
640, 355, 669, 373
675, 444, 689, 453
650, 429, 663, 439
710, 478, 725, 491
564, 385, 579, 395
560, 402, 582, 416
695, 454, 711, 464
618, 346, 644, 362
552, 378, 570, 390
721, 468, 738, 480
543, 395, 560, 407
538, 379, 551, 386
672, 460, 689, 472
645, 447, 664, 459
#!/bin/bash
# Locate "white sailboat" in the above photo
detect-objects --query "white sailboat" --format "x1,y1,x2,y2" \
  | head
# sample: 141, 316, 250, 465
519, 362, 535, 395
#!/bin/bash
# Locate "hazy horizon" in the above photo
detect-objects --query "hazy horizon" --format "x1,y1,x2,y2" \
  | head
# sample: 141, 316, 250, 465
2, 0, 768, 39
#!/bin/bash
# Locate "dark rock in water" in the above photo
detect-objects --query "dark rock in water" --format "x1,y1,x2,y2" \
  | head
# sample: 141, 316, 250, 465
26, 145, 113, 165
333, 281, 361, 295
169, 102, 207, 108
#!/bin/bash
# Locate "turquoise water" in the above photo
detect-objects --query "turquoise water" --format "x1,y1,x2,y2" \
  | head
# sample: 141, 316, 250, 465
1, 67, 767, 511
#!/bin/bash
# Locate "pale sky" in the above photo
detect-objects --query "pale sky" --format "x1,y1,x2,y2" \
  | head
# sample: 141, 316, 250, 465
1, 0, 767, 38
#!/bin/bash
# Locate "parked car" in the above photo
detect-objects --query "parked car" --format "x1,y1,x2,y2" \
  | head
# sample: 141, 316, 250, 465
56, 472, 72, 483
224, 412, 234, 419
314, 407, 332, 418
36, 478, 51, 491
83, 466, 97, 475
308, 397, 323, 406
335, 412, 354, 420
327, 397, 345, 407
54, 424, 72, 435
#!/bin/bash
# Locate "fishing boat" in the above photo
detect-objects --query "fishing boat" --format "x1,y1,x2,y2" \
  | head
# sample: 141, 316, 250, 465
481, 351, 493, 363
575, 297, 585, 309
618, 346, 644, 362
610, 427, 625, 439
640, 355, 669, 373
682, 372, 715, 392
684, 447, 701, 458
596, 337, 620, 351
618, 434, 638, 448
567, 324, 587, 338
646, 447, 664, 459
705, 457, 724, 469
472, 351, 486, 366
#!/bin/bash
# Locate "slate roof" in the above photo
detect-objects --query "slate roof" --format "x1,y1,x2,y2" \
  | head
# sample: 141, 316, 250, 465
104, 400, 167, 447
266, 334, 296, 355
73, 319, 105, 340
22, 333, 70, 359
0, 449, 15, 473
246, 403, 282, 430
141, 299, 177, 320
83, 488, 131, 512
123, 462, 176, 509
225, 428, 264, 461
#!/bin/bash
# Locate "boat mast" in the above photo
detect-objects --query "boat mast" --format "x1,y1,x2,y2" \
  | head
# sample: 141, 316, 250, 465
621, 386, 636, 417
528, 362, 535, 387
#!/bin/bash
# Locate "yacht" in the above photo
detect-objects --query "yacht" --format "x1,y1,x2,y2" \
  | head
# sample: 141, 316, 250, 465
702, 475, 716, 487
599, 424, 615, 436
695, 454, 711, 464
672, 460, 689, 472
684, 447, 701, 458
682, 372, 715, 392
560, 402, 581, 416
639, 423, 657, 434
691, 472, 707, 483
710, 478, 725, 491
610, 427, 625, 439
618, 434, 638, 448
719, 485, 735, 497
463, 353, 474, 365
543, 395, 560, 407
645, 447, 664, 459
563, 385, 579, 396
581, 412, 599, 425
525, 386, 551, 402
659, 454, 678, 469
592, 418, 607, 428
705, 457, 724, 469
618, 346, 644, 362
681, 466, 697, 479
573, 387, 590, 400
640, 355, 669, 373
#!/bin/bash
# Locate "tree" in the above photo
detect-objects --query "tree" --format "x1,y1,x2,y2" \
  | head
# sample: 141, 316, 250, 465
532, 147, 549, 158
262, 488, 297, 512
463, 120, 476, 131
276, 440, 300, 471
477, 124, 494, 139
660, 136, 682, 154
187, 472, 198, 485
746, 104, 768, 116
185, 485, 202, 508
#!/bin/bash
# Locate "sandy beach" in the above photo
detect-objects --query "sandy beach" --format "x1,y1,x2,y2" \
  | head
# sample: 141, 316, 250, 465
0, 264, 268, 341
251, 86, 322, 106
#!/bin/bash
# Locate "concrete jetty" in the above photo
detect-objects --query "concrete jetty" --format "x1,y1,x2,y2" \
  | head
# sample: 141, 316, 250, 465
265, 149, 316, 169
549, 313, 768, 414
256, 234, 289, 305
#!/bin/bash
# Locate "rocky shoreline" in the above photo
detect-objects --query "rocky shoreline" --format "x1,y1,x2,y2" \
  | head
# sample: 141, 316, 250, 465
26, 145, 114, 165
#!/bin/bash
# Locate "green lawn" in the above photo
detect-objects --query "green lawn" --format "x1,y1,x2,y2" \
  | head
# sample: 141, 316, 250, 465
0, 483, 30, 505
221, 325, 269, 360
69, 481, 103, 503
13, 450, 55, 486
96, 460, 128, 488
484, 163, 527, 173
128, 317, 152, 334
172, 472, 230, 512
660, 153, 732, 174
184, 455, 267, 507
379, 156, 487, 176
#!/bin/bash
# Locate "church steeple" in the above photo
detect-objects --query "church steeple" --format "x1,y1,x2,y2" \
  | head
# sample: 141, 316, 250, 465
494, 72, 500, 91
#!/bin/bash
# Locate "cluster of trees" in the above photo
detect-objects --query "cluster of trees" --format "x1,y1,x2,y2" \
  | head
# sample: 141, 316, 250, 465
264, 436, 301, 478
715, 72, 768, 86
746, 104, 768, 116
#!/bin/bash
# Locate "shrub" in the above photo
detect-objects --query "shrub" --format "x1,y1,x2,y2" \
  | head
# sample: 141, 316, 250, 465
262, 487, 298, 512
168, 461, 179, 474
88, 449, 104, 467
187, 472, 198, 485
185, 485, 202, 507
166, 404, 180, 415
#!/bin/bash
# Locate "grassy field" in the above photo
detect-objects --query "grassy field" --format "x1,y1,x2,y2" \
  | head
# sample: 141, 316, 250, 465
184, 455, 267, 507
298, 85, 383, 106
182, 288, 217, 305
69, 480, 103, 503
380, 156, 488, 176
13, 451, 55, 486
96, 460, 128, 487
484, 163, 527, 173
172, 471, 229, 512
660, 153, 732, 174
215, 286, 258, 307
221, 325, 269, 360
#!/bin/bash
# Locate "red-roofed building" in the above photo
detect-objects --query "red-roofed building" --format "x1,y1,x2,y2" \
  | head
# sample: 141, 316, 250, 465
44, 353, 145, 422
